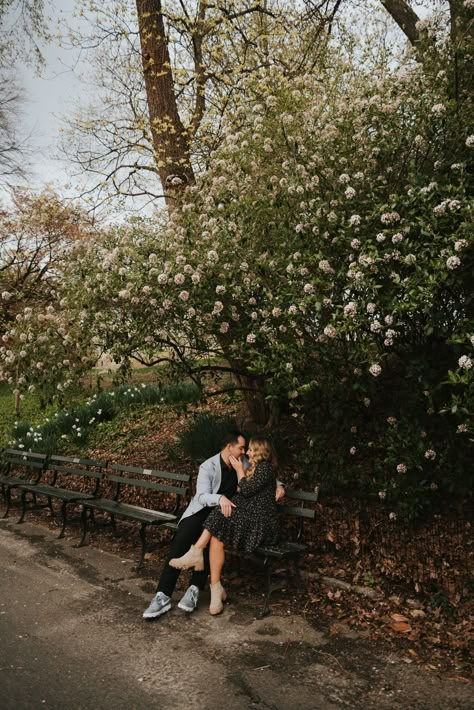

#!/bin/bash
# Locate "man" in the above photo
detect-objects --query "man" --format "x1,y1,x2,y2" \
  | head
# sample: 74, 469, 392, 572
143, 431, 284, 618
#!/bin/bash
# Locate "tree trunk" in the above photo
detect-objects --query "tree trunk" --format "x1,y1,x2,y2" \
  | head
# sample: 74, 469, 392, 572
448, 0, 473, 122
135, 0, 195, 206
379, 0, 421, 45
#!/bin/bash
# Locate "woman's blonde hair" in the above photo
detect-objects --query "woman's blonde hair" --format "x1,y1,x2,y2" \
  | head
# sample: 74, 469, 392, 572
246, 437, 278, 479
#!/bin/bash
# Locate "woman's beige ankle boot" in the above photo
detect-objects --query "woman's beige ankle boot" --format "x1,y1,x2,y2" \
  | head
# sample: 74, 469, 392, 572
209, 581, 227, 615
169, 545, 204, 571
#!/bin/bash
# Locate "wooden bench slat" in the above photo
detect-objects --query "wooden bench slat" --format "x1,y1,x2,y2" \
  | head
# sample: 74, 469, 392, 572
278, 505, 316, 519
49, 455, 107, 468
108, 474, 187, 496
284, 488, 320, 502
48, 465, 103, 479
111, 464, 190, 483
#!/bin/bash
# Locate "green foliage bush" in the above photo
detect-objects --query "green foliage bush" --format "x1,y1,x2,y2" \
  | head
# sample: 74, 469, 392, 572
177, 412, 239, 462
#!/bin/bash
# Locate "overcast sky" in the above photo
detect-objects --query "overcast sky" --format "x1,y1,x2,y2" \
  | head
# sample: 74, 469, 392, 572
19, 0, 85, 194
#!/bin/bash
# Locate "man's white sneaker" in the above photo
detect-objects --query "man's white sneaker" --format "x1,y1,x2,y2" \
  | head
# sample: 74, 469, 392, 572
178, 585, 200, 613
142, 591, 171, 619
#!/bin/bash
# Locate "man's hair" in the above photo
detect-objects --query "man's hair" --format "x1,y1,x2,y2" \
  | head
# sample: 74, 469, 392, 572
221, 430, 246, 449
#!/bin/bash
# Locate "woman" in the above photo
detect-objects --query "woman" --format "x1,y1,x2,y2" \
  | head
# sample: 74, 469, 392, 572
169, 436, 279, 615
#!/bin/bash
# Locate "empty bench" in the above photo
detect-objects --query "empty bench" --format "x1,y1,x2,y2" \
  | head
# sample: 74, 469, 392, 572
249, 486, 320, 617
17, 454, 107, 538
79, 464, 191, 568
0, 449, 48, 518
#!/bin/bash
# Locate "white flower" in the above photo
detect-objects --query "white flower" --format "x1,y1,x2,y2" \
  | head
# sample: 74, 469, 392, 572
376, 233, 386, 243
207, 250, 219, 263
345, 187, 356, 199
454, 239, 468, 251
396, 463, 407, 474
350, 239, 361, 250
220, 322, 229, 333
338, 173, 350, 184
424, 449, 436, 460
1, 291, 11, 301
378, 491, 386, 500
446, 256, 461, 270
366, 303, 376, 314
466, 134, 474, 147
431, 103, 446, 115
349, 446, 357, 455
191, 273, 201, 284
380, 211, 401, 224
174, 273, 185, 285
389, 512, 397, 521
369, 363, 382, 377
212, 301, 224, 314
318, 260, 333, 274
344, 302, 357, 317
392, 233, 403, 244
186, 307, 196, 318
323, 325, 337, 338
216, 285, 226, 295
457, 424, 468, 433
246, 333, 256, 344
349, 214, 361, 226
458, 355, 472, 370
303, 283, 314, 294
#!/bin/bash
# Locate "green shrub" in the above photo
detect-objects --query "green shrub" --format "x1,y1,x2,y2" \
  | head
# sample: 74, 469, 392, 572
177, 412, 239, 462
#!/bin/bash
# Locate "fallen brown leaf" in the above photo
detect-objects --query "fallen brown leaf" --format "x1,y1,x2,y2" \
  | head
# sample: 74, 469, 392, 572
390, 622, 412, 633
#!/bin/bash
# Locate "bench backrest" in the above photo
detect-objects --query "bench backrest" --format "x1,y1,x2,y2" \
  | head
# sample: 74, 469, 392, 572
278, 486, 320, 542
47, 454, 108, 495
2, 449, 48, 482
109, 464, 191, 515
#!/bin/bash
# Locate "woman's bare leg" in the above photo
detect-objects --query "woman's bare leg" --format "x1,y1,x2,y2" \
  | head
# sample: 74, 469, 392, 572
193, 528, 211, 549
209, 536, 225, 584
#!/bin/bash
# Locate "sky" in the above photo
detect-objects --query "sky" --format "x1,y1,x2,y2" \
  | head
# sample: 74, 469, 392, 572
19, 0, 86, 195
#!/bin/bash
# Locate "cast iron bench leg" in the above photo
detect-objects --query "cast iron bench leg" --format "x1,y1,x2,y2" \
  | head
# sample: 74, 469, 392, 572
17, 490, 28, 524
137, 524, 148, 570
58, 501, 68, 539
259, 557, 274, 618
2, 487, 12, 518
78, 506, 89, 547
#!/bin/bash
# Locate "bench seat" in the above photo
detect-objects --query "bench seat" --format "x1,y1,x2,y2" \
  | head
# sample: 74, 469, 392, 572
83, 498, 176, 525
255, 541, 308, 559
16, 456, 107, 537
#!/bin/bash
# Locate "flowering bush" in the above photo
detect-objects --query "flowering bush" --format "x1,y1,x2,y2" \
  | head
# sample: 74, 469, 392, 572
1, 47, 472, 516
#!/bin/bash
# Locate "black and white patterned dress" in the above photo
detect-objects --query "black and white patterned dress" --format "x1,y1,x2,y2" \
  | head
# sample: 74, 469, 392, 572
204, 460, 279, 552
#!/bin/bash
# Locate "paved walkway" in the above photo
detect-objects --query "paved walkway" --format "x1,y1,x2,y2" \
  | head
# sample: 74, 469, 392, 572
0, 519, 471, 709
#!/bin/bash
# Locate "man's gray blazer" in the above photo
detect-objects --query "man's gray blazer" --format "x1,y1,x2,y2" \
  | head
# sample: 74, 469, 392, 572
179, 453, 248, 522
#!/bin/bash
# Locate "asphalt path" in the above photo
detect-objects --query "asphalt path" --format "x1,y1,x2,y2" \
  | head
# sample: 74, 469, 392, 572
0, 519, 472, 709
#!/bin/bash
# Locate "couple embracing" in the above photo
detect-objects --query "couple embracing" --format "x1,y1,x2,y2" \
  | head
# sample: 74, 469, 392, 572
143, 431, 284, 618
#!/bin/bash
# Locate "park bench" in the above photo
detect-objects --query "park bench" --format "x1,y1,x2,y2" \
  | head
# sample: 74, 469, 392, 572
78, 464, 191, 569
245, 486, 320, 617
16, 454, 108, 538
0, 449, 48, 518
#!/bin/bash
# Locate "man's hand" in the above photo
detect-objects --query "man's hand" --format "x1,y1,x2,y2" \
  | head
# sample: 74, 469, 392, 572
219, 495, 236, 517
275, 484, 285, 502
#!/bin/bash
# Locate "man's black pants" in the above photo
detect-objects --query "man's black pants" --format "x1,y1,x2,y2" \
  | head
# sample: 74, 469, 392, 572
157, 507, 210, 597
